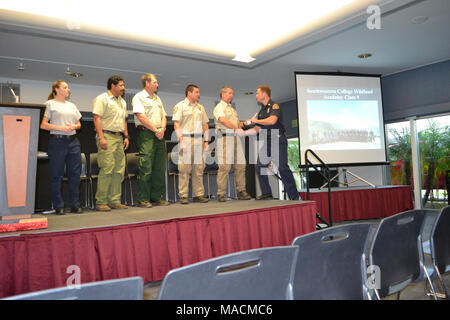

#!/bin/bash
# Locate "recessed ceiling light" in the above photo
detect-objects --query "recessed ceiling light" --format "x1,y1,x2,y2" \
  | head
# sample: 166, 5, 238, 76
232, 52, 256, 63
412, 16, 428, 24
357, 53, 372, 59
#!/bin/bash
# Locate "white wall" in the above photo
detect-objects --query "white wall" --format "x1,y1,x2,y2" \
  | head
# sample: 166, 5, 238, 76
0, 77, 259, 120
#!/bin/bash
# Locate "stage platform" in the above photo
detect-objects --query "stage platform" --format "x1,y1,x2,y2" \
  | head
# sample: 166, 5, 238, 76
1, 200, 313, 237
0, 199, 316, 298
299, 185, 414, 223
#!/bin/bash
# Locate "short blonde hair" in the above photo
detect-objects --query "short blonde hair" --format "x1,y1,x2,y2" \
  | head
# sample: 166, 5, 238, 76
219, 86, 233, 98
141, 73, 157, 88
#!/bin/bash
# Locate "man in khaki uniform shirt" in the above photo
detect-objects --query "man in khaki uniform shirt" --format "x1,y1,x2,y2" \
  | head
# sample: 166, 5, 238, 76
172, 84, 209, 204
133, 73, 169, 208
92, 75, 130, 211
213, 86, 251, 202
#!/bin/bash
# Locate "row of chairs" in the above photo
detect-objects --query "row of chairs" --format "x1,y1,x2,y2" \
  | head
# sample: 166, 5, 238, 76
6, 206, 447, 300
157, 206, 449, 300
76, 151, 236, 209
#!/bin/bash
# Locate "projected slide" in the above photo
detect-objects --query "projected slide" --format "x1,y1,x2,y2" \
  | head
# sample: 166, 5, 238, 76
296, 73, 387, 165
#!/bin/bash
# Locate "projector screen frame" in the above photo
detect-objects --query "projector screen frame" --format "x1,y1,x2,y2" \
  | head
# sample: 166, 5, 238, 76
294, 71, 390, 168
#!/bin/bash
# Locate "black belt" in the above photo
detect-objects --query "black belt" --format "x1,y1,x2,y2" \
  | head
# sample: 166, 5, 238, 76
182, 133, 203, 137
103, 130, 123, 136
50, 134, 75, 140
137, 125, 161, 131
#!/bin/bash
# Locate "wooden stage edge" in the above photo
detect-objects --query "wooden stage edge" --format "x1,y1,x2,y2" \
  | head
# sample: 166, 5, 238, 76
0, 200, 314, 238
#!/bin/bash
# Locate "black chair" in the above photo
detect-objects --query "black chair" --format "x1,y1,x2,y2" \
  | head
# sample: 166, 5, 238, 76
291, 223, 373, 299
3, 276, 143, 300
167, 149, 179, 202
158, 246, 299, 300
124, 152, 139, 206
426, 205, 450, 299
80, 153, 90, 208
88, 152, 100, 209
204, 149, 218, 199
368, 209, 435, 299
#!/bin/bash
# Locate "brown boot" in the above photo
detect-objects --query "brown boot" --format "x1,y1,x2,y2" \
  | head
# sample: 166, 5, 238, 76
193, 195, 208, 203
95, 204, 111, 212
218, 194, 226, 202
152, 200, 170, 206
237, 191, 251, 200
180, 197, 189, 205
109, 203, 128, 209
138, 201, 152, 208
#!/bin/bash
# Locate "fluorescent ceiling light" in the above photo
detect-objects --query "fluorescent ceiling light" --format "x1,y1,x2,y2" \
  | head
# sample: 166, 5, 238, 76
1, 0, 373, 63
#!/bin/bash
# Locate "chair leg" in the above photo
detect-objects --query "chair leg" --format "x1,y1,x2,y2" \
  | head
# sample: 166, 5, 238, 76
173, 175, 177, 203
128, 177, 134, 206
425, 266, 448, 299
422, 264, 438, 300
207, 173, 211, 199
84, 180, 88, 209
89, 178, 95, 209
373, 288, 381, 300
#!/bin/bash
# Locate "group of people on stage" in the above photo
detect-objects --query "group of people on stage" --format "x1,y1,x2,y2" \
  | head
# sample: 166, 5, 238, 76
40, 74, 300, 215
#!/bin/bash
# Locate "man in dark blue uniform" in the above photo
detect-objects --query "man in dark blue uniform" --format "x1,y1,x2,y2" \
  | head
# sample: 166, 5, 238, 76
247, 85, 300, 200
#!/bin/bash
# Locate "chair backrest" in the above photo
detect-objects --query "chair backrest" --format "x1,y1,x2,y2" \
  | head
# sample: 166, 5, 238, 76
430, 205, 450, 274
4, 276, 143, 300
81, 153, 88, 176
291, 223, 372, 300
89, 153, 99, 176
126, 152, 139, 175
158, 246, 299, 300
204, 149, 218, 172
368, 209, 426, 298
166, 141, 179, 174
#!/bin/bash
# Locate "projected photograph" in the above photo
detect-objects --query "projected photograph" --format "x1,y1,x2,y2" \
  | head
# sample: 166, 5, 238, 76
306, 100, 382, 150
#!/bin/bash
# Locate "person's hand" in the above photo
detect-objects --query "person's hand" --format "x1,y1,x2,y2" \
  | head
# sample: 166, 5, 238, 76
203, 141, 209, 151
250, 116, 258, 124
179, 139, 187, 153
235, 128, 245, 137
99, 137, 108, 150
155, 128, 165, 140
61, 124, 73, 134
123, 137, 129, 150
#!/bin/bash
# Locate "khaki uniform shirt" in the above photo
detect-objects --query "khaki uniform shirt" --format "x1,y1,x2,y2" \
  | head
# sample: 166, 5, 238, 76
213, 100, 239, 133
172, 98, 209, 134
132, 90, 166, 128
92, 90, 127, 132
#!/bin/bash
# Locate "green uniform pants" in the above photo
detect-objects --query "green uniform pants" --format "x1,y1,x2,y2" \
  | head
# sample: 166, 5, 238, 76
95, 133, 125, 204
137, 130, 166, 202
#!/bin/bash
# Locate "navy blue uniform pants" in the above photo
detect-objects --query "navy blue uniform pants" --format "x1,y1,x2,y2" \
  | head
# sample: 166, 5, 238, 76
48, 137, 81, 209
256, 136, 300, 200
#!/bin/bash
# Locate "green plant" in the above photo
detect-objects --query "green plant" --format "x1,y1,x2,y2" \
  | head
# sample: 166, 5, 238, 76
419, 120, 450, 206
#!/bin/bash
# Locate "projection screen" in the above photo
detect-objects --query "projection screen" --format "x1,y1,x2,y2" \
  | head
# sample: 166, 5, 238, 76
295, 72, 388, 166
